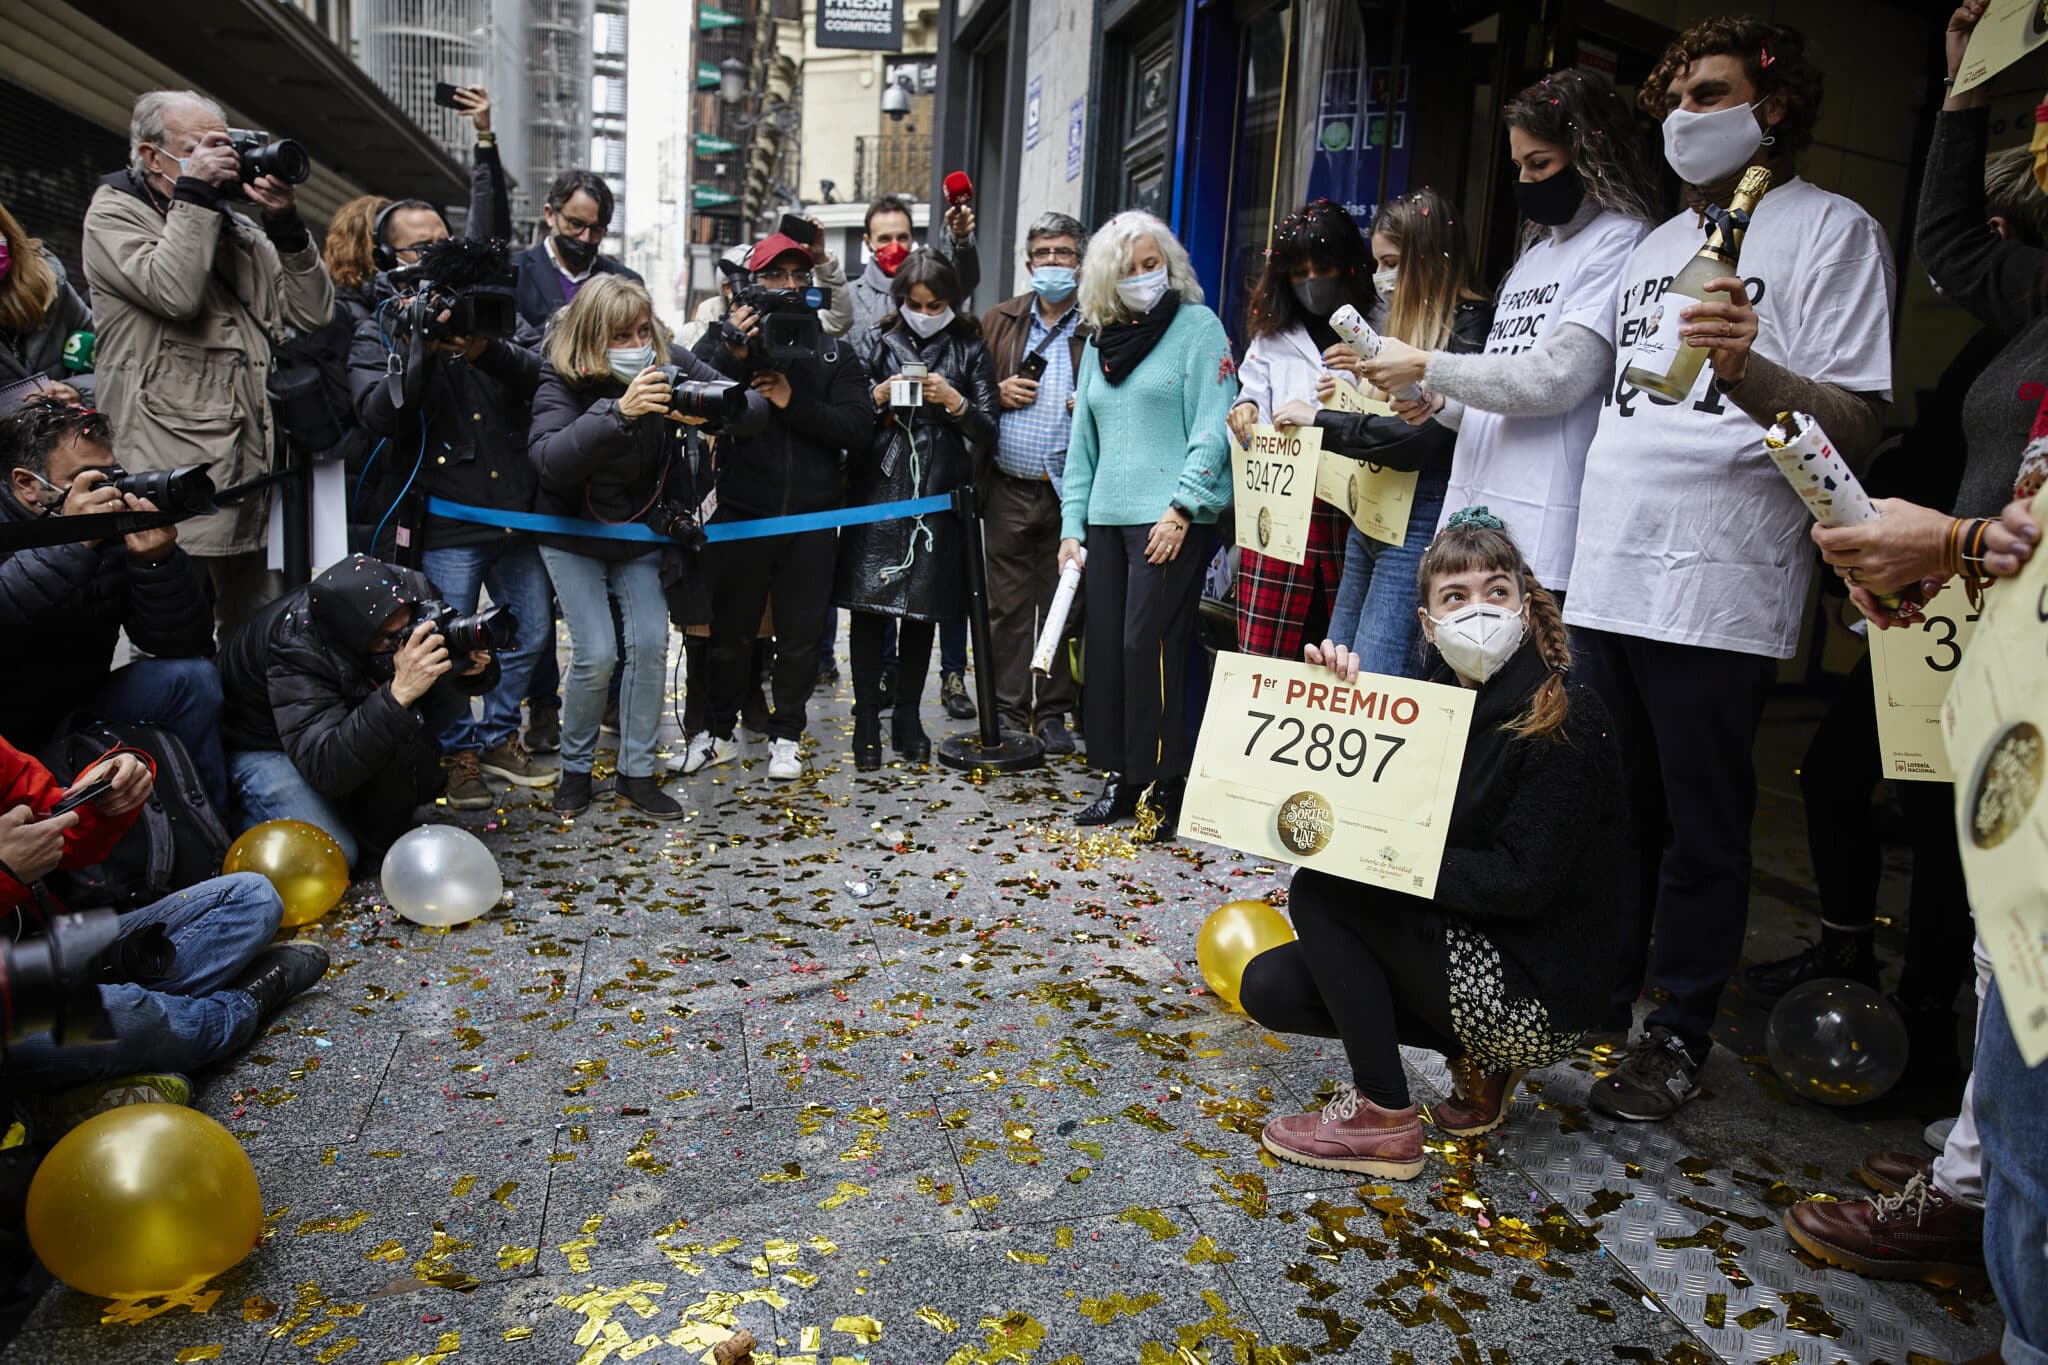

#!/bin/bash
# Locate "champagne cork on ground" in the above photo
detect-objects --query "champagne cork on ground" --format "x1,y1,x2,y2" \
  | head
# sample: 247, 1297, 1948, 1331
711, 1329, 757, 1365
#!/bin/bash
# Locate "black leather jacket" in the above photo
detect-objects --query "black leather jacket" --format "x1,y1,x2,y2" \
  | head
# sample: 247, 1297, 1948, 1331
833, 318, 997, 621
1314, 299, 1492, 481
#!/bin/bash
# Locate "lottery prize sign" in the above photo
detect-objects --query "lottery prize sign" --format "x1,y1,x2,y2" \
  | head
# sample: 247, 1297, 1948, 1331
1182, 653, 1475, 898
1230, 424, 1321, 566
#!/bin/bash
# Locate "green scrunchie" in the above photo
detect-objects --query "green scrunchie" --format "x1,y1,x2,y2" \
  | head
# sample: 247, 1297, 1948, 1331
1444, 506, 1507, 532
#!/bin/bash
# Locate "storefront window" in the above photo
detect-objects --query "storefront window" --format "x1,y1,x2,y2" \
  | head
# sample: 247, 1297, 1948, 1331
1219, 1, 1294, 340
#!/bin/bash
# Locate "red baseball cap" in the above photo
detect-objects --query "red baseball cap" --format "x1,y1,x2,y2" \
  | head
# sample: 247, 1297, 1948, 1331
746, 233, 814, 272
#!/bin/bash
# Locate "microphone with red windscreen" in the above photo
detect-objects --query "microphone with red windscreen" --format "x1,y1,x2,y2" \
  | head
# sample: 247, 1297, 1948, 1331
943, 171, 974, 209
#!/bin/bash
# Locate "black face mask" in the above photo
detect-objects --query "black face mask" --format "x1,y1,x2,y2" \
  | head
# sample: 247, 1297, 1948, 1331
1290, 275, 1344, 318
554, 232, 600, 272
1511, 162, 1586, 227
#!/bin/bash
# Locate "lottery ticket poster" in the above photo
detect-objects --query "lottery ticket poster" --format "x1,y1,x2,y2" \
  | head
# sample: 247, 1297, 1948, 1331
1230, 425, 1322, 567
1941, 487, 2048, 1066
1314, 379, 1418, 547
1868, 579, 1979, 781
1182, 653, 1475, 898
1950, 0, 2048, 96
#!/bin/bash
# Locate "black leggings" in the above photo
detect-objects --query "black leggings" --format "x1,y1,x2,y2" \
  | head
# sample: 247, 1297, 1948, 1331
850, 611, 933, 710
1240, 868, 1459, 1110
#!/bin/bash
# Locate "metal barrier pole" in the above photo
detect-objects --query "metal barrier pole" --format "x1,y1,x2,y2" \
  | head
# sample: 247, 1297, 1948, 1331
280, 432, 312, 589
937, 482, 1045, 774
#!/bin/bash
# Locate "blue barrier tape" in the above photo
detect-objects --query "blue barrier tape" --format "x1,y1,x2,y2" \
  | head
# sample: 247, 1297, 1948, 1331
424, 493, 953, 545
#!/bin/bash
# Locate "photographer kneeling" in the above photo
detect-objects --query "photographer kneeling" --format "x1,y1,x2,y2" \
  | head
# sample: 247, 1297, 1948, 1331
219, 554, 498, 868
528, 276, 766, 817
0, 734, 326, 1128
349, 231, 552, 810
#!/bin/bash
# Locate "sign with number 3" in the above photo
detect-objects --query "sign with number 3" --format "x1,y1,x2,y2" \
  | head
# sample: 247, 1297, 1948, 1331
1869, 579, 1980, 781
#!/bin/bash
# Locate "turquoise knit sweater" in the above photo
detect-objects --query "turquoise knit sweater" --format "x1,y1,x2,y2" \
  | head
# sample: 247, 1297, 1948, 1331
1060, 302, 1238, 542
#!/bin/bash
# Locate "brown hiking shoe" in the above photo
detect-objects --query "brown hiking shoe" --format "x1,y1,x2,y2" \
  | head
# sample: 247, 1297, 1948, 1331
1260, 1083, 1424, 1180
1784, 1174, 1985, 1288
481, 736, 559, 788
1431, 1057, 1527, 1137
443, 750, 493, 810
1856, 1150, 1935, 1197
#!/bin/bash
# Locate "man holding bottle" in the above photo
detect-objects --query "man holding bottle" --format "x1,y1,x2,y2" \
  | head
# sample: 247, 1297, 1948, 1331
1563, 17, 1896, 1122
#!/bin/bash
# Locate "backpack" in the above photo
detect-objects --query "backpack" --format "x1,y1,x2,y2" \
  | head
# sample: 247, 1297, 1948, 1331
37, 716, 233, 914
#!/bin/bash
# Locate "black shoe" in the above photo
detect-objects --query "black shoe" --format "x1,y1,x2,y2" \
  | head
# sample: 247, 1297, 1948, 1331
1743, 935, 1881, 1005
1035, 717, 1077, 755
741, 691, 774, 737
1138, 778, 1184, 843
233, 942, 330, 1019
891, 710, 931, 763
852, 711, 882, 772
941, 671, 976, 720
815, 664, 842, 694
524, 706, 561, 755
1075, 774, 1139, 826
616, 774, 684, 820
553, 770, 593, 814
1589, 1026, 1703, 1122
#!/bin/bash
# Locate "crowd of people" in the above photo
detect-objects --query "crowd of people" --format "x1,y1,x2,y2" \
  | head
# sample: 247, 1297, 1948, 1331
0, 4, 2042, 1357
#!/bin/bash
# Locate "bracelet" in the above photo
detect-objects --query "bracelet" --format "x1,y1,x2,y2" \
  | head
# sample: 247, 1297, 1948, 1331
476, 131, 497, 146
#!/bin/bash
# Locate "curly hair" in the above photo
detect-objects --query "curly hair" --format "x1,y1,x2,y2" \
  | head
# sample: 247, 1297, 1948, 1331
1244, 200, 1375, 341
324, 193, 390, 289
1417, 516, 1571, 741
1639, 15, 1823, 156
1501, 68, 1663, 228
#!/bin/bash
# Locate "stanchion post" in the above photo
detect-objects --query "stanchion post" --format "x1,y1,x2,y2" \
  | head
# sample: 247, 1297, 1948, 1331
938, 483, 1045, 774
280, 431, 312, 589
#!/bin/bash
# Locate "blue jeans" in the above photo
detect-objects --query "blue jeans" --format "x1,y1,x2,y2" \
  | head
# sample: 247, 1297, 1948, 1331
4, 872, 283, 1086
421, 540, 555, 753
1325, 478, 1447, 678
230, 748, 359, 870
538, 546, 669, 778
1978, 977, 2048, 1365
93, 656, 229, 815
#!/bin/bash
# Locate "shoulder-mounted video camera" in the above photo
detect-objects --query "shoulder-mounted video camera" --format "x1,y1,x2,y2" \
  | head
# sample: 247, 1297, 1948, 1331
387, 237, 518, 343
719, 214, 833, 367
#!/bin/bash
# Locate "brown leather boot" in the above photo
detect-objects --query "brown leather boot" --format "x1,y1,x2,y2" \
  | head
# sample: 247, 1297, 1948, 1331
1855, 1149, 1935, 1197
1260, 1083, 1424, 1180
1783, 1175, 1985, 1288
1431, 1057, 1527, 1137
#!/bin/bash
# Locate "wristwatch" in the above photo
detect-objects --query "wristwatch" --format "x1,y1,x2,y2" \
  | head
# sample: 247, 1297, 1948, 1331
476, 131, 497, 147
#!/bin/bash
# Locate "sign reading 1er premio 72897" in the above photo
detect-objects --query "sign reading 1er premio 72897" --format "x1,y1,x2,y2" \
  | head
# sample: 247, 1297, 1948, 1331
1182, 654, 1475, 898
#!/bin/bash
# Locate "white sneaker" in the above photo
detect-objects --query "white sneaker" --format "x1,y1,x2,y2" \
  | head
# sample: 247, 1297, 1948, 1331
767, 738, 803, 781
675, 732, 737, 776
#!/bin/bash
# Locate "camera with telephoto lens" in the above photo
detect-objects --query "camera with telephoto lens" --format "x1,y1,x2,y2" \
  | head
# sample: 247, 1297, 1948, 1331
647, 503, 710, 553
387, 237, 518, 343
412, 598, 518, 654
227, 128, 311, 187
111, 464, 218, 517
0, 909, 174, 1056
656, 366, 747, 424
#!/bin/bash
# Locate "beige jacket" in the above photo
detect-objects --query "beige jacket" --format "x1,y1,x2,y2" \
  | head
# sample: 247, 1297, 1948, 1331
82, 173, 334, 557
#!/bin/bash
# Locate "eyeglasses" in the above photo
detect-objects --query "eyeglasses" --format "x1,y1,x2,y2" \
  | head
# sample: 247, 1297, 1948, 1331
1027, 246, 1080, 265
756, 267, 813, 286
555, 210, 607, 239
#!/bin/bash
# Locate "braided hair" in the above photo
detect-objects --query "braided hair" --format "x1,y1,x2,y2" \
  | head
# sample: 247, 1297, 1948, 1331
1418, 507, 1572, 742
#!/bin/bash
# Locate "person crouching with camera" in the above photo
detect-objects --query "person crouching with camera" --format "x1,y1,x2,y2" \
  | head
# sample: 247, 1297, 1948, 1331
528, 276, 767, 817
676, 230, 875, 783
219, 554, 497, 870
838, 249, 998, 769
347, 229, 553, 811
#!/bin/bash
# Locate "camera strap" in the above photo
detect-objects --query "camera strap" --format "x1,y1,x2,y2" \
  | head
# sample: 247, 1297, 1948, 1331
0, 507, 184, 552
1024, 308, 1075, 364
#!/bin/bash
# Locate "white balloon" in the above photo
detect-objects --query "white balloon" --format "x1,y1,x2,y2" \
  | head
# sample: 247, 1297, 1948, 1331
380, 825, 504, 927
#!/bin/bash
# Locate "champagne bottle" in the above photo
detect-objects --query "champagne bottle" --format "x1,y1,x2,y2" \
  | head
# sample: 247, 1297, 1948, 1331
1623, 165, 1772, 401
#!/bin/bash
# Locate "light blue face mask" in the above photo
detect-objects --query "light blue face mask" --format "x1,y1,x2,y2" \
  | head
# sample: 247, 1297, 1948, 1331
607, 344, 656, 383
1116, 267, 1169, 314
1031, 265, 1077, 303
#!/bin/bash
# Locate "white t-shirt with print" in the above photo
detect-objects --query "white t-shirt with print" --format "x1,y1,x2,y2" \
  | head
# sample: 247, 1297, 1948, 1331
1564, 178, 1895, 659
1441, 210, 1646, 592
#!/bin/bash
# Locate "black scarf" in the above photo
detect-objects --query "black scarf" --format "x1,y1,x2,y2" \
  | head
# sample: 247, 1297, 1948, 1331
1095, 290, 1182, 386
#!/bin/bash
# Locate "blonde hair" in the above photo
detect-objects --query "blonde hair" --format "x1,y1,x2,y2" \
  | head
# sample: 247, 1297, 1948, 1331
0, 201, 59, 335
1374, 188, 1485, 352
545, 275, 671, 384
1077, 211, 1202, 329
324, 194, 391, 289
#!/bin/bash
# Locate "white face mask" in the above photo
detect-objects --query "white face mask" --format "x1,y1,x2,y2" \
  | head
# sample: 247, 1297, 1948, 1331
607, 344, 656, 383
1371, 266, 1399, 299
1661, 99, 1767, 186
1116, 267, 1169, 314
1427, 603, 1526, 684
902, 305, 955, 339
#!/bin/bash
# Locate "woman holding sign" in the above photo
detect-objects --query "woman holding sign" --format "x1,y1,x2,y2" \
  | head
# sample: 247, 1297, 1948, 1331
1241, 511, 1623, 1177
1356, 70, 1659, 602
1060, 212, 1237, 838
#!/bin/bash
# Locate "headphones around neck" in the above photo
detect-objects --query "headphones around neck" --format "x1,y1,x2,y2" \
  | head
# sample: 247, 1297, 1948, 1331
371, 199, 443, 272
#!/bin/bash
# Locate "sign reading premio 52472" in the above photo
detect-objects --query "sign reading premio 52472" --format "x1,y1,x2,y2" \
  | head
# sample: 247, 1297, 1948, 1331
1182, 654, 1475, 897
816, 0, 902, 51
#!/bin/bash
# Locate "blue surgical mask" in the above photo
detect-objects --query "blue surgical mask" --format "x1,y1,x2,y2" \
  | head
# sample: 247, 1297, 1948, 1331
1031, 265, 1077, 303
607, 344, 656, 383
1116, 267, 1169, 314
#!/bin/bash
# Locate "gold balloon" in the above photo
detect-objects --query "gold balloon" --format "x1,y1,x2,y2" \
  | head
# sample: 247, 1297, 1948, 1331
26, 1104, 262, 1298
224, 819, 350, 927
1196, 899, 1297, 1012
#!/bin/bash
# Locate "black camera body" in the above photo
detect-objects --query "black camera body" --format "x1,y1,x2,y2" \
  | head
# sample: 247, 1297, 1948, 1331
227, 128, 310, 187
0, 909, 174, 1054
387, 238, 518, 343
655, 366, 747, 424
112, 464, 217, 517
412, 598, 518, 654
648, 503, 710, 553
728, 285, 834, 367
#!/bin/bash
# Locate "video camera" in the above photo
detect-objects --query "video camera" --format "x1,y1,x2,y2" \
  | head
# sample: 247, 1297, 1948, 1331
227, 128, 310, 188
386, 237, 518, 343
720, 214, 834, 367
412, 598, 518, 654
0, 909, 173, 1055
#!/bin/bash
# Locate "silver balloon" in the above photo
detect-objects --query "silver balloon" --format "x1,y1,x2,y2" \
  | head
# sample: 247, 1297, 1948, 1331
1766, 978, 1910, 1106
380, 825, 504, 927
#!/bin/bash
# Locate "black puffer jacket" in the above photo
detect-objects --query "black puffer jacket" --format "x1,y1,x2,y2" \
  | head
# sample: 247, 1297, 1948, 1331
1314, 299, 1491, 480
834, 319, 997, 621
699, 332, 876, 520
219, 555, 495, 797
0, 249, 95, 404
0, 490, 215, 748
528, 344, 769, 563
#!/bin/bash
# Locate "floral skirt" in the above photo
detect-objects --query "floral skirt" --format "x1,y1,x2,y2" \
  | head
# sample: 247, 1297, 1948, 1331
1443, 923, 1585, 1074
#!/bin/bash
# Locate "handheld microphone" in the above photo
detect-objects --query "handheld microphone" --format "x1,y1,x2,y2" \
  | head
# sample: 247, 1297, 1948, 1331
943, 171, 974, 209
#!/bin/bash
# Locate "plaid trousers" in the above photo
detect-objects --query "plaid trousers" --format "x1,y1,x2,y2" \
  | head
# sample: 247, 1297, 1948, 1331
1233, 502, 1349, 659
